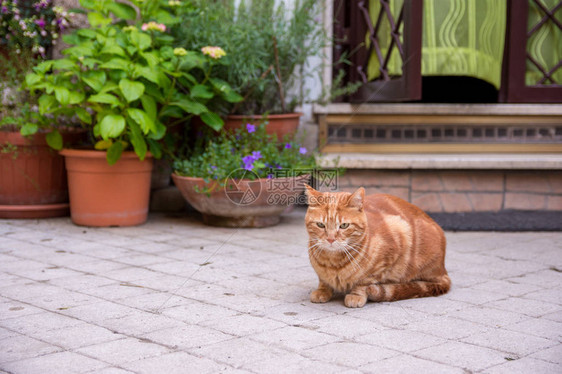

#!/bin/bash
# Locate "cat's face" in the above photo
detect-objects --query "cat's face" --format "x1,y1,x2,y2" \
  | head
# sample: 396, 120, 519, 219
305, 186, 367, 253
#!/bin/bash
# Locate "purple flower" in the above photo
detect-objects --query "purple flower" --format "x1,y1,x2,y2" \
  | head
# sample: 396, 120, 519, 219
267, 174, 274, 179
210, 165, 217, 170
35, 18, 45, 29
242, 151, 262, 171
299, 147, 307, 154
246, 123, 255, 133
242, 155, 256, 171
33, 0, 49, 10
284, 143, 291, 149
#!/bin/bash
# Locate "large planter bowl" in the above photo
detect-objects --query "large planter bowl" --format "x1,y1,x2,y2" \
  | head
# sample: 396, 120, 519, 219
0, 129, 85, 218
172, 173, 309, 228
224, 112, 302, 140
60, 149, 153, 227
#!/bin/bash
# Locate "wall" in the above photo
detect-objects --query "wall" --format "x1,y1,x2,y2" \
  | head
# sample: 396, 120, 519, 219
337, 170, 562, 213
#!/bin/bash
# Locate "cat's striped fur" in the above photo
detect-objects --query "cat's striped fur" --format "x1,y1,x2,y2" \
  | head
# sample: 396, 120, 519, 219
305, 185, 450, 308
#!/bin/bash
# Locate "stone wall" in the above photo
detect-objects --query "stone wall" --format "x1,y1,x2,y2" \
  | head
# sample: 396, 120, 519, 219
337, 170, 562, 213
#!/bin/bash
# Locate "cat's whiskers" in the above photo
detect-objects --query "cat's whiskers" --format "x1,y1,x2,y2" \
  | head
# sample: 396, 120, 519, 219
308, 240, 326, 260
344, 244, 363, 260
340, 242, 362, 272
341, 246, 361, 272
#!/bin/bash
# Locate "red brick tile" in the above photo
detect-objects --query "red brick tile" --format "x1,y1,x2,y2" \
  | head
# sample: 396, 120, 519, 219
440, 172, 473, 191
440, 193, 473, 213
364, 187, 410, 201
412, 172, 444, 192
469, 172, 504, 192
468, 193, 503, 212
546, 195, 562, 211
440, 172, 503, 192
347, 170, 410, 187
339, 186, 356, 193
546, 174, 562, 194
411, 192, 443, 212
337, 173, 354, 188
506, 173, 551, 193
504, 193, 547, 210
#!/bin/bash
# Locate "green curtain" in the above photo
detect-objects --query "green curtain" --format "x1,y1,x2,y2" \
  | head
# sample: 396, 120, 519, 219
526, 0, 562, 86
367, 0, 507, 89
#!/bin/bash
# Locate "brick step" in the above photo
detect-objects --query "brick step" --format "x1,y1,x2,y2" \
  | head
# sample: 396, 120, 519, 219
317, 153, 562, 214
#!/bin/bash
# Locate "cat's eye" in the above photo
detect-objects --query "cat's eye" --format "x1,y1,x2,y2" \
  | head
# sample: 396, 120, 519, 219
316, 222, 325, 228
340, 223, 350, 229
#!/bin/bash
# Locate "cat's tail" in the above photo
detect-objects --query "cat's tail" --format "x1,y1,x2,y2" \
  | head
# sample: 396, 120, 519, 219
367, 274, 451, 302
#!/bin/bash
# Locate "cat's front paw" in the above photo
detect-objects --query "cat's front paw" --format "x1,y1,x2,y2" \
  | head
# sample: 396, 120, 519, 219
310, 289, 332, 303
344, 293, 367, 308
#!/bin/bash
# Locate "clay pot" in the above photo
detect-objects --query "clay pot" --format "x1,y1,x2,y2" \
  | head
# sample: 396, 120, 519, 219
172, 173, 309, 228
0, 129, 85, 218
60, 149, 153, 227
224, 112, 302, 139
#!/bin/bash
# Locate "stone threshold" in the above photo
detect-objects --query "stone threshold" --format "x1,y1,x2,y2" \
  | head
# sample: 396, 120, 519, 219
318, 153, 562, 170
313, 103, 562, 116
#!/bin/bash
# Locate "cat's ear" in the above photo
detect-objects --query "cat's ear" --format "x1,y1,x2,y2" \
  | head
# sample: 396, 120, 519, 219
348, 187, 364, 211
304, 184, 321, 206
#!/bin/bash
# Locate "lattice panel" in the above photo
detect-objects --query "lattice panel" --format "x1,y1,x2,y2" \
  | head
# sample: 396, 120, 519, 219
526, 0, 562, 85
357, 0, 405, 83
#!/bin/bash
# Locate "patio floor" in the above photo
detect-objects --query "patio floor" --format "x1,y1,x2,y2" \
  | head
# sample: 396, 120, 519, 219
0, 209, 561, 373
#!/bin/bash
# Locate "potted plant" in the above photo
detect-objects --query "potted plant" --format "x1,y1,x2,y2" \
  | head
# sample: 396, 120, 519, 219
0, 1, 80, 219
172, 0, 326, 139
172, 122, 316, 227
24, 0, 240, 226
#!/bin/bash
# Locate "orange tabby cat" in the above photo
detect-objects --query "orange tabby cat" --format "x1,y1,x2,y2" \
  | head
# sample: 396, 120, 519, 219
305, 185, 450, 308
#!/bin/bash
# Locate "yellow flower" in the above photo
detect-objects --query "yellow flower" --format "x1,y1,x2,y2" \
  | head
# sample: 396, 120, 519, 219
122, 25, 137, 32
201, 46, 226, 59
173, 47, 188, 56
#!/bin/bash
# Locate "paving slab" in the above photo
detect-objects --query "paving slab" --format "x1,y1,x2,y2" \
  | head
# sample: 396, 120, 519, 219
0, 211, 561, 373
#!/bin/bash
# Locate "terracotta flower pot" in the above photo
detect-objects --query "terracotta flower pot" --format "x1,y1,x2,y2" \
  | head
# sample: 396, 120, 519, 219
60, 149, 153, 227
172, 173, 309, 228
224, 112, 302, 139
0, 129, 85, 219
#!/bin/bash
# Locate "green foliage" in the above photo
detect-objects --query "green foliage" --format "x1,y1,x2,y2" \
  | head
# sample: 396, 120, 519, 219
173, 121, 316, 188
173, 0, 327, 115
24, 0, 239, 164
0, 47, 41, 124
0, 102, 42, 133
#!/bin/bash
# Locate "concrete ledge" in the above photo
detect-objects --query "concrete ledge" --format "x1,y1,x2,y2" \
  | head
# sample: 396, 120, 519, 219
319, 153, 562, 170
313, 103, 562, 116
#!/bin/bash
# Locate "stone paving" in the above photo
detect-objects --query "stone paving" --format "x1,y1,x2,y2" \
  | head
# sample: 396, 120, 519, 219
0, 209, 561, 373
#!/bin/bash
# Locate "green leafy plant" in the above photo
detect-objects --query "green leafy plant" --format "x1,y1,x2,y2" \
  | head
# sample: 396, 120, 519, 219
0, 50, 36, 124
173, 0, 327, 115
174, 121, 316, 192
24, 0, 241, 164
